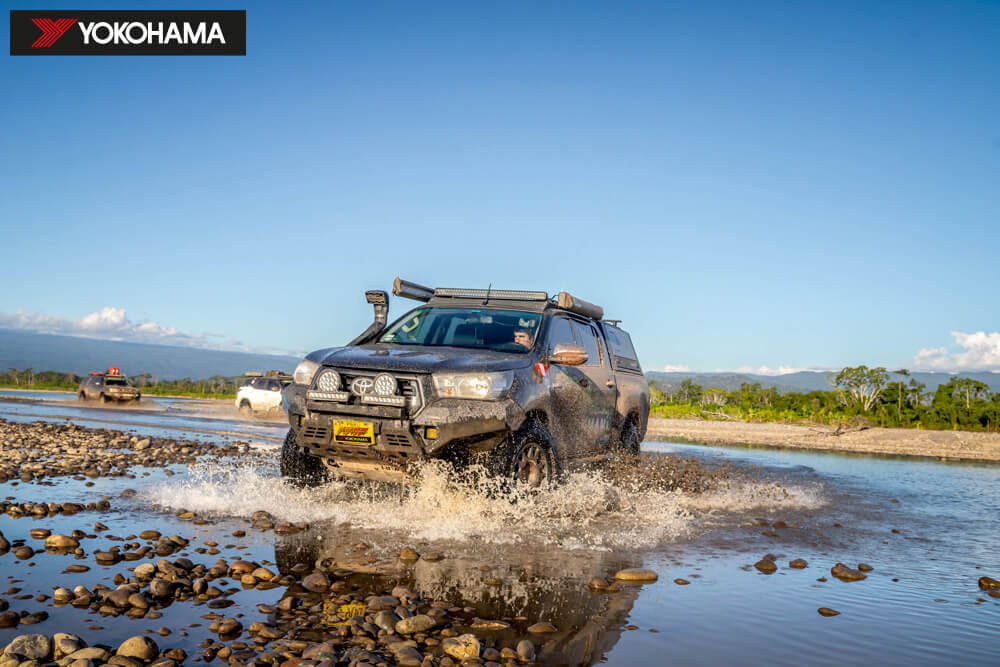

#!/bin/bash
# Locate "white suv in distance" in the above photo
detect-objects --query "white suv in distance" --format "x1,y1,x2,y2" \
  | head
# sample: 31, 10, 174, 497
235, 374, 290, 416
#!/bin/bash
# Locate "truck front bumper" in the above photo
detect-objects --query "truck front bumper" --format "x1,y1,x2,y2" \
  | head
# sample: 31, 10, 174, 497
282, 383, 525, 481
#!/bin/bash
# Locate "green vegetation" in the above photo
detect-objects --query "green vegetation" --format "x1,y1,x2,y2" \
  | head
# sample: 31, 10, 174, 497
0, 368, 239, 399
650, 366, 1000, 432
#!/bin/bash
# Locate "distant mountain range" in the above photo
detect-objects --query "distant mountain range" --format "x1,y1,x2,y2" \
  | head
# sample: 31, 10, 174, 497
645, 370, 1000, 394
0, 330, 299, 380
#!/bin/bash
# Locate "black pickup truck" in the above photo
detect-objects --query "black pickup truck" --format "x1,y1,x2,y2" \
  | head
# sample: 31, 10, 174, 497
282, 279, 648, 488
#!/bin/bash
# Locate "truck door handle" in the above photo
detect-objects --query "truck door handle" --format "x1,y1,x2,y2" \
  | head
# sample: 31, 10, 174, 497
605, 379, 615, 387
578, 378, 589, 387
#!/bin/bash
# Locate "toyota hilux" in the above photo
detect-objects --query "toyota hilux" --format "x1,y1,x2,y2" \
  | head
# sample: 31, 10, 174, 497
281, 278, 648, 488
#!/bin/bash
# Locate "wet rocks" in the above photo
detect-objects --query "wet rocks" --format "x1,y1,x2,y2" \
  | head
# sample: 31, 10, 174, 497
754, 558, 778, 574
116, 635, 158, 660
399, 547, 420, 561
674, 578, 691, 585
831, 563, 867, 582
516, 640, 536, 661
978, 576, 1000, 590
789, 558, 809, 569
0, 532, 8, 553
857, 563, 873, 572
395, 614, 436, 634
3, 634, 51, 661
13, 545, 34, 559
442, 634, 480, 660
301, 572, 330, 592
614, 568, 658, 582
588, 577, 610, 590
0, 612, 17, 629
44, 534, 79, 549
527, 621, 558, 634
817, 607, 840, 617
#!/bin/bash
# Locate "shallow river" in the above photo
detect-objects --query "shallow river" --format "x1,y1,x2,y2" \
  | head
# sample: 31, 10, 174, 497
0, 393, 997, 665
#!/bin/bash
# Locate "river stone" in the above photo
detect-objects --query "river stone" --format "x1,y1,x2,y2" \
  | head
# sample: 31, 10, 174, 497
0, 532, 8, 552
139, 530, 161, 540
857, 563, 873, 572
399, 547, 420, 561
29, 528, 51, 539
614, 568, 658, 582
754, 559, 778, 574
977, 576, 1000, 590
395, 646, 423, 667
674, 578, 691, 585
13, 545, 35, 559
53, 634, 82, 659
45, 534, 79, 549
117, 636, 158, 660
831, 563, 867, 582
789, 559, 809, 569
817, 607, 840, 617
3, 634, 51, 660
395, 614, 436, 634
588, 577, 609, 590
301, 572, 329, 592
134, 563, 156, 579
68, 647, 112, 662
516, 640, 535, 661
0, 613, 16, 629
54, 587, 75, 601
442, 635, 480, 660
375, 611, 401, 633
527, 621, 558, 634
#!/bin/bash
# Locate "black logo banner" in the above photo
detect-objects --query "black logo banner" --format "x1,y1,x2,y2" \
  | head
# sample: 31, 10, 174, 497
10, 10, 246, 55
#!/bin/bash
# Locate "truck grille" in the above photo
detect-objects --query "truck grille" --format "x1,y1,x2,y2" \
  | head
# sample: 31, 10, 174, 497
311, 369, 423, 413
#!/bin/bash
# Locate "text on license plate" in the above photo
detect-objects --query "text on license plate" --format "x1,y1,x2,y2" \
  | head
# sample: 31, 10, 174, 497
333, 420, 375, 445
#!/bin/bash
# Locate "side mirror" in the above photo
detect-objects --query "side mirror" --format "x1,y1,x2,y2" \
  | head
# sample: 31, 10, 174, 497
549, 343, 588, 366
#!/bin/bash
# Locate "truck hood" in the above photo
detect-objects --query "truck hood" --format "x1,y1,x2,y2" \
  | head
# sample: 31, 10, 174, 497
309, 344, 532, 374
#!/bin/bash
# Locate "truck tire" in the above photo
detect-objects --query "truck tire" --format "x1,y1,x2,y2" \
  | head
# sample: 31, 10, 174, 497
100, 394, 111, 404
78, 392, 86, 401
505, 421, 557, 489
617, 421, 642, 456
280, 429, 327, 488
238, 400, 252, 416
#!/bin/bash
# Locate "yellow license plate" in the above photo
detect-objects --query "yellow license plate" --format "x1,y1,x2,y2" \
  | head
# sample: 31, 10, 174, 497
333, 420, 375, 445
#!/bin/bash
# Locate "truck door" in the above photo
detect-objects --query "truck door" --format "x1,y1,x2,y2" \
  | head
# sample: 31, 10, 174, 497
545, 315, 616, 455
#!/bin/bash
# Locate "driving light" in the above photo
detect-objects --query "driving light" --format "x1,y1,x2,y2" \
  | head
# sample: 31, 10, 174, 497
432, 371, 513, 400
315, 369, 341, 392
293, 359, 320, 385
373, 373, 397, 396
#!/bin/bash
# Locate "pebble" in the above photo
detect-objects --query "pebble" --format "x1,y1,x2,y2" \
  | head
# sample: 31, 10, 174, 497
831, 563, 867, 582
817, 607, 840, 617
754, 559, 778, 574
977, 576, 999, 590
527, 621, 558, 634
674, 578, 690, 585
396, 615, 436, 634
614, 568, 658, 582
399, 547, 420, 561
857, 563, 874, 572
442, 634, 480, 660
789, 559, 809, 569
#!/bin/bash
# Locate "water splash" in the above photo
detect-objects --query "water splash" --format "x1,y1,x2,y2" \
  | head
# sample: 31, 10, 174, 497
141, 453, 825, 550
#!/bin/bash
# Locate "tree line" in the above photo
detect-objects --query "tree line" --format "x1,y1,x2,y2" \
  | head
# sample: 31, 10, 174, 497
1, 368, 241, 399
650, 366, 1000, 432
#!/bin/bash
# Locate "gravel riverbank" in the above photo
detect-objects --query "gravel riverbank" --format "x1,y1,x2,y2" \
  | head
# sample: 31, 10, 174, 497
646, 418, 1000, 462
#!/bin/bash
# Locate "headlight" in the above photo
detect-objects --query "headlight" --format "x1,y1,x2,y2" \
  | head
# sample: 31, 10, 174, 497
432, 371, 513, 400
315, 369, 341, 391
293, 359, 320, 385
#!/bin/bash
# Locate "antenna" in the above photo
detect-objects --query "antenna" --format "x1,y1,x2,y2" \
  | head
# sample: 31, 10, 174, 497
483, 282, 492, 305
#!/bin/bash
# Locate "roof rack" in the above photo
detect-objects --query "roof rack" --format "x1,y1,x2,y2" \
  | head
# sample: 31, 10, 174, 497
392, 277, 605, 320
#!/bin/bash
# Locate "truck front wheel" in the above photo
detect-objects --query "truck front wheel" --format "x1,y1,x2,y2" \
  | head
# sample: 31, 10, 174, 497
280, 429, 327, 488
506, 422, 556, 490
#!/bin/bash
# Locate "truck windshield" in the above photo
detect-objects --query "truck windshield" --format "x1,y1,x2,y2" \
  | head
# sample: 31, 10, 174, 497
379, 308, 541, 353
104, 377, 128, 386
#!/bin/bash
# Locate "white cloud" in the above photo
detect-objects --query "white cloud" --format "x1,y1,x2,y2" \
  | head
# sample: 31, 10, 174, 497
0, 306, 210, 347
912, 331, 1000, 372
730, 365, 813, 376
662, 364, 692, 372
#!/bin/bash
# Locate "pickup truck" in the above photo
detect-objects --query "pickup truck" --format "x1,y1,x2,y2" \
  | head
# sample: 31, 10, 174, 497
282, 279, 648, 488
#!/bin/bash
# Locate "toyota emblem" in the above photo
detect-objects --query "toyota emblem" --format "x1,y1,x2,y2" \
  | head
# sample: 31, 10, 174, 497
351, 377, 375, 396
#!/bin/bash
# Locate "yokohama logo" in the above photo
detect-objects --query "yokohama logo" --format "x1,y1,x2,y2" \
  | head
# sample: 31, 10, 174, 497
10, 10, 246, 56
30, 18, 77, 47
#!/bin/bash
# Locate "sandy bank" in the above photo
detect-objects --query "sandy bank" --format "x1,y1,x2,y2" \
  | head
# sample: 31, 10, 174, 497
646, 418, 1000, 463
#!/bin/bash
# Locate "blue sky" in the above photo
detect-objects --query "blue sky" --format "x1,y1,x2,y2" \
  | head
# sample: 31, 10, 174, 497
1, 1, 998, 373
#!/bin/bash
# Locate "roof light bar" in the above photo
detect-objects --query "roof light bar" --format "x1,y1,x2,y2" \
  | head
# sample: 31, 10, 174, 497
433, 288, 549, 301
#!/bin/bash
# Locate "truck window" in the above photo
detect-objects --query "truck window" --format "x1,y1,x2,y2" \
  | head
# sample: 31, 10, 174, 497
603, 325, 642, 373
545, 316, 576, 352
570, 320, 602, 367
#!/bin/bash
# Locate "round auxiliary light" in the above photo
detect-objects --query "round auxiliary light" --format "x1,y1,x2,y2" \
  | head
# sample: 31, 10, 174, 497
373, 373, 398, 396
315, 370, 341, 392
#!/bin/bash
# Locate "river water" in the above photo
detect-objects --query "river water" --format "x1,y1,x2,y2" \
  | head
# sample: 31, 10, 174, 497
0, 392, 996, 665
